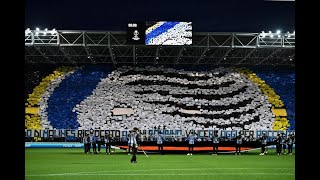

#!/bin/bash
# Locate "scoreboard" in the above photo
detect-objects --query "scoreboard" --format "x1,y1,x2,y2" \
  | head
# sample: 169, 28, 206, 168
127, 21, 192, 45
126, 22, 146, 45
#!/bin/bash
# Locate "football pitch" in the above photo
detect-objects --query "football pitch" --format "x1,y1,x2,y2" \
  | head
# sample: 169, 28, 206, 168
25, 148, 295, 180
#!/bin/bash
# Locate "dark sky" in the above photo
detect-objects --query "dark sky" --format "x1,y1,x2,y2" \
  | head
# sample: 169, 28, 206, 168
25, 0, 295, 32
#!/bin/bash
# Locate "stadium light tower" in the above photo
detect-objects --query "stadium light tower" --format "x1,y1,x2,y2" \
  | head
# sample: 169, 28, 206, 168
286, 31, 291, 38
51, 28, 57, 35
25, 28, 31, 35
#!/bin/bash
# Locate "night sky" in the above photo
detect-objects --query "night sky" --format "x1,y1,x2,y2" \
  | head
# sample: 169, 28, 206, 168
25, 0, 295, 32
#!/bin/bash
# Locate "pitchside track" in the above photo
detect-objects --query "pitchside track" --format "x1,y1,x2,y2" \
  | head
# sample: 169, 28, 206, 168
25, 148, 294, 180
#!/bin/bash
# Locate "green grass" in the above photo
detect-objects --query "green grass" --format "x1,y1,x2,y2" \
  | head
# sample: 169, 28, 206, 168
26, 148, 295, 180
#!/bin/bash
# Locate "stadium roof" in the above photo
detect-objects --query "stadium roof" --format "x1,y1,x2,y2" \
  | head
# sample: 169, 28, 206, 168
25, 30, 295, 66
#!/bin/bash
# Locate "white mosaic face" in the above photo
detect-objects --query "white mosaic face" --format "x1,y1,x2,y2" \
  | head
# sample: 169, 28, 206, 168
73, 66, 274, 131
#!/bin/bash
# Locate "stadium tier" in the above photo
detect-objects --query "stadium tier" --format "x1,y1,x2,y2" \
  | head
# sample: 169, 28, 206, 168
25, 65, 295, 131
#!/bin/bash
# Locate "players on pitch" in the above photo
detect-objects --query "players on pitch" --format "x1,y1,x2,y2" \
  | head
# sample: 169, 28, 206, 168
82, 132, 114, 155
83, 131, 295, 157
156, 131, 166, 155
212, 131, 219, 155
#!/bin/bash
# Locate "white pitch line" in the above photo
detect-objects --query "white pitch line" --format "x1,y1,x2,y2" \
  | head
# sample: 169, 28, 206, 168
26, 168, 294, 176
26, 172, 294, 177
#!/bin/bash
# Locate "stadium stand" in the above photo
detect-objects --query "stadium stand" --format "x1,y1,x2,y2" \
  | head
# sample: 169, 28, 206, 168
239, 68, 290, 130
25, 66, 75, 130
45, 66, 111, 129
255, 69, 295, 130
25, 65, 294, 131
74, 66, 273, 130
25, 65, 57, 103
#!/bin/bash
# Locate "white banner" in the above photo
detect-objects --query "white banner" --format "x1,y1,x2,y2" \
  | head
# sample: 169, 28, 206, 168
25, 129, 295, 139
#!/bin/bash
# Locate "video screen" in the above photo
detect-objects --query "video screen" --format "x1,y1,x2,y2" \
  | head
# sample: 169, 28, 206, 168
145, 21, 192, 45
